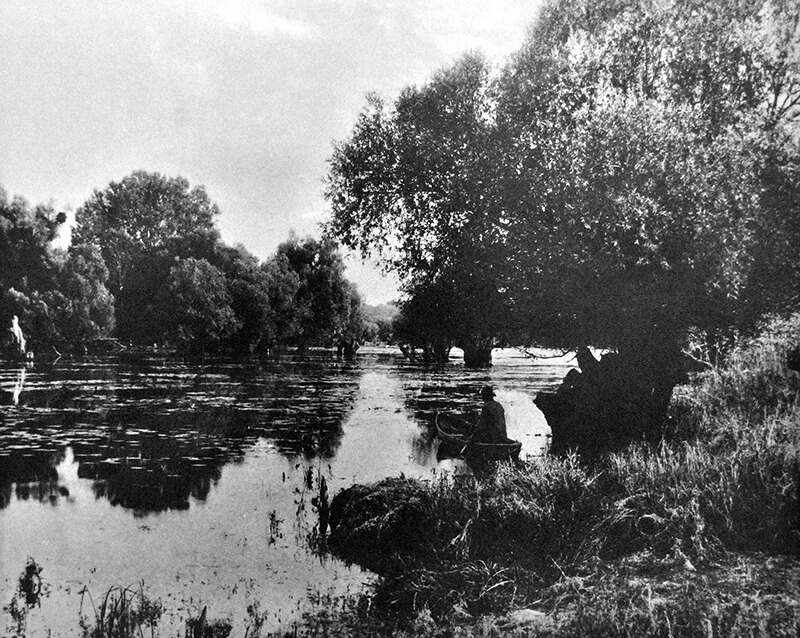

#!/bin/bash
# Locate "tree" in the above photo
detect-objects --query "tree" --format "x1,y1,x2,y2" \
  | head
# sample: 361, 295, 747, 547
326, 0, 800, 452
259, 253, 302, 355
326, 53, 515, 365
276, 237, 364, 351
500, 0, 800, 453
160, 258, 240, 355
0, 188, 114, 355
362, 303, 399, 344
75, 171, 221, 297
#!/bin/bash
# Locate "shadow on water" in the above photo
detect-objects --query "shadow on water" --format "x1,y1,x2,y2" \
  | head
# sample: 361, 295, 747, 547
0, 346, 574, 636
0, 352, 364, 513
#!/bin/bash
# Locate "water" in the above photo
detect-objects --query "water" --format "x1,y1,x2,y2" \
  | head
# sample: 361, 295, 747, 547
0, 346, 573, 635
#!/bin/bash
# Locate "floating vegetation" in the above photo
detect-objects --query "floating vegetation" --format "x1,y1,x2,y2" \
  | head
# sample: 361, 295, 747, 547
3, 557, 48, 637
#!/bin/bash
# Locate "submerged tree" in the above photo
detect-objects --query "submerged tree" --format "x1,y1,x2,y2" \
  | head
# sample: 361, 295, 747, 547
327, 0, 800, 452
326, 53, 514, 365
276, 236, 364, 351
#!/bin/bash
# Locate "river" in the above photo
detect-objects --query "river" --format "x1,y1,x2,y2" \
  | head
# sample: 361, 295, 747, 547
0, 346, 573, 635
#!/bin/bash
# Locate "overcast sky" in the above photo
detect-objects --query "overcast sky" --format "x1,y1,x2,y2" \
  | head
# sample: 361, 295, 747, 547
0, 0, 539, 303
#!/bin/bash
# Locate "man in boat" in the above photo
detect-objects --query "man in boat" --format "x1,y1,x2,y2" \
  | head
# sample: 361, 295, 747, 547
473, 386, 508, 443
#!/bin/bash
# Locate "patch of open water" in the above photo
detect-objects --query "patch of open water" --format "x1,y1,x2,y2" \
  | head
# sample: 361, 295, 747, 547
0, 346, 573, 635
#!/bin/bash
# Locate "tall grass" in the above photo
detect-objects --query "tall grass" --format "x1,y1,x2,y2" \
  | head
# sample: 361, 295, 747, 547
78, 584, 163, 638
324, 314, 800, 631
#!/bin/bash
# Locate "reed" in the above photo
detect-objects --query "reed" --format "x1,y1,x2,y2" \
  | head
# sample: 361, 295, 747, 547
79, 583, 163, 638
319, 314, 800, 635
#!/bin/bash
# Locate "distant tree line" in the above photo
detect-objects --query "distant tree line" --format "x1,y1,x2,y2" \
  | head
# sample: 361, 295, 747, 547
1, 171, 365, 358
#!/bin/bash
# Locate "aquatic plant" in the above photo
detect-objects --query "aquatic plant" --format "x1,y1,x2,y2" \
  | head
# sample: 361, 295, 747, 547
184, 606, 233, 638
79, 583, 163, 638
3, 557, 48, 637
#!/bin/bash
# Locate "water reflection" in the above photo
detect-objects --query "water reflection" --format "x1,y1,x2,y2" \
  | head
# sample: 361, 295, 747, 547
0, 347, 573, 636
0, 353, 364, 513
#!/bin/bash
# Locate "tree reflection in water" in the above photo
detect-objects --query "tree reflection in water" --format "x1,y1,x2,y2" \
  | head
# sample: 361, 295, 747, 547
0, 353, 362, 513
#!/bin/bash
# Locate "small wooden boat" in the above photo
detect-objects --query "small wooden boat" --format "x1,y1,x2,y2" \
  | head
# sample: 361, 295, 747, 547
435, 413, 522, 461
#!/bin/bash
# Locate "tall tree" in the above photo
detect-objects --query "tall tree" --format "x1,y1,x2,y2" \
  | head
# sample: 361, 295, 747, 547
75, 171, 221, 297
276, 237, 363, 350
326, 53, 514, 364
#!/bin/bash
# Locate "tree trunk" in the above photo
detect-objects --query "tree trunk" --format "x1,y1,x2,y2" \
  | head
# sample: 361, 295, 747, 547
535, 339, 685, 458
462, 344, 493, 368
459, 336, 494, 368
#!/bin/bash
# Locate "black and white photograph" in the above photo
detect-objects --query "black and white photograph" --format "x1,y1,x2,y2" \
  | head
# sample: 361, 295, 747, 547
1, 0, 799, 636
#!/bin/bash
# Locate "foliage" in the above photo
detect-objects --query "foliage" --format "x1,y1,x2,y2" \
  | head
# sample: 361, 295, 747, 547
326, 54, 514, 361
0, 188, 114, 354
67, 171, 364, 356
327, 0, 800, 364
361, 303, 398, 343
276, 236, 364, 349
162, 258, 240, 355
75, 171, 220, 298
326, 317, 799, 624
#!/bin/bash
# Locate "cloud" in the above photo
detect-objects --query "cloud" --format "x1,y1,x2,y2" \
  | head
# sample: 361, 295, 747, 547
197, 0, 314, 38
0, 0, 541, 302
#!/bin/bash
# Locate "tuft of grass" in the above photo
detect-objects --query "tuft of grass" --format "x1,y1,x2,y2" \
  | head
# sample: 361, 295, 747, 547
323, 314, 800, 627
184, 606, 232, 638
79, 583, 163, 638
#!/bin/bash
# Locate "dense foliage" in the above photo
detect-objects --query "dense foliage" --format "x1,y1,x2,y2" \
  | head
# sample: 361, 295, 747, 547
326, 0, 800, 364
1, 173, 365, 357
319, 313, 800, 636
0, 189, 114, 356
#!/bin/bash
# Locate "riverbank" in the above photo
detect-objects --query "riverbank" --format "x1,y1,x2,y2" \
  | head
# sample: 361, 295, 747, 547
281, 314, 799, 637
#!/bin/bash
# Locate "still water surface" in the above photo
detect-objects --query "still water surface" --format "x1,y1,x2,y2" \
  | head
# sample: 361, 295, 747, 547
0, 347, 572, 635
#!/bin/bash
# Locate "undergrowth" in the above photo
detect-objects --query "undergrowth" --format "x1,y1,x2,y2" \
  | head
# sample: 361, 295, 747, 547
314, 313, 800, 636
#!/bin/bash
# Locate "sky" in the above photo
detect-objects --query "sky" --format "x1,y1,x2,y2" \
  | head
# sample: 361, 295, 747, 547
0, 0, 539, 304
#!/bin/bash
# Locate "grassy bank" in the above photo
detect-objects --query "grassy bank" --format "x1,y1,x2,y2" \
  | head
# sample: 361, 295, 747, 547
4, 317, 798, 637
286, 314, 799, 637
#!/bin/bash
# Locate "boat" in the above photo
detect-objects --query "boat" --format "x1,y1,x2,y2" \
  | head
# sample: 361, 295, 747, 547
435, 413, 522, 462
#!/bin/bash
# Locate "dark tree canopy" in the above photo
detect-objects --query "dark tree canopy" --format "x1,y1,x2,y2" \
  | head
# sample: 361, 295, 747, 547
276, 236, 364, 350
75, 170, 221, 297
0, 188, 114, 354
2, 172, 365, 359
326, 53, 516, 363
326, 0, 800, 450
327, 0, 800, 360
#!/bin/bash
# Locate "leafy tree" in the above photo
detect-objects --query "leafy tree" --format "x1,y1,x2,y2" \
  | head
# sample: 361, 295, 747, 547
159, 258, 240, 355
259, 253, 302, 355
362, 303, 399, 343
326, 53, 514, 365
0, 188, 114, 355
75, 171, 220, 297
276, 236, 363, 350
504, 0, 800, 451
210, 244, 273, 355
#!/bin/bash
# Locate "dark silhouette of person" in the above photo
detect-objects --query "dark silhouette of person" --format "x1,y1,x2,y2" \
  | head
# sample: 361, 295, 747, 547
473, 386, 508, 443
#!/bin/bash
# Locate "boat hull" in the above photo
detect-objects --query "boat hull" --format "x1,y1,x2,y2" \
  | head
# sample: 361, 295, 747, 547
435, 413, 522, 461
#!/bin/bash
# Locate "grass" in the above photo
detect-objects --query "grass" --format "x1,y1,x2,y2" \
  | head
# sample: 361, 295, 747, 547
78, 583, 163, 638
5, 314, 798, 637
306, 313, 800, 636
